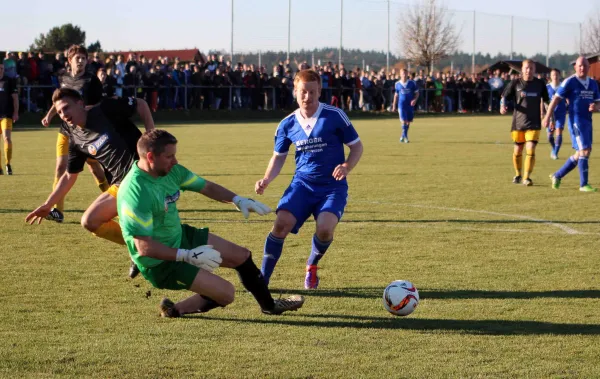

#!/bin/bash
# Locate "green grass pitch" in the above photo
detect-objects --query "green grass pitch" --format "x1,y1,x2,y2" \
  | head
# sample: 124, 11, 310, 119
1, 114, 600, 378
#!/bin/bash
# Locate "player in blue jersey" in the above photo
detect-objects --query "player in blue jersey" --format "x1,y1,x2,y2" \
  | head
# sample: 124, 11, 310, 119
543, 56, 600, 192
545, 69, 568, 160
255, 69, 364, 289
392, 69, 419, 143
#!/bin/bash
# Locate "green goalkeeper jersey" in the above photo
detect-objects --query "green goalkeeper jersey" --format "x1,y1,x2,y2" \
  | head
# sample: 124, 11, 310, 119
117, 162, 206, 268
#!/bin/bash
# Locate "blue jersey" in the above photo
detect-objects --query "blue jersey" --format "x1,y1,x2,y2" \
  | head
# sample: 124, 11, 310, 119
546, 84, 566, 121
274, 103, 360, 186
395, 80, 418, 107
556, 75, 600, 128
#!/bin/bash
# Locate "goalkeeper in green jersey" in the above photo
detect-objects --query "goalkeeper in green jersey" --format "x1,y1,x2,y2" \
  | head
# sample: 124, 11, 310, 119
117, 129, 305, 317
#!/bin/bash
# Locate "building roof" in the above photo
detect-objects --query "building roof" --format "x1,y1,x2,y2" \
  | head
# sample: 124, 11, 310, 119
481, 60, 551, 75
106, 49, 205, 63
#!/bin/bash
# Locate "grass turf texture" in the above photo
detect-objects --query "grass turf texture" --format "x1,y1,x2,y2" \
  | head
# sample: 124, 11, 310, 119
1, 115, 600, 378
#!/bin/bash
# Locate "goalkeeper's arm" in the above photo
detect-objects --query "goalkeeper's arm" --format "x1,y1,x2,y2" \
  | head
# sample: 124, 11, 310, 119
199, 180, 271, 218
134, 236, 221, 271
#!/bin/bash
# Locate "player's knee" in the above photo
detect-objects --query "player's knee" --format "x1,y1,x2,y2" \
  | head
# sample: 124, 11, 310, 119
80, 214, 100, 232
219, 281, 235, 306
316, 227, 334, 242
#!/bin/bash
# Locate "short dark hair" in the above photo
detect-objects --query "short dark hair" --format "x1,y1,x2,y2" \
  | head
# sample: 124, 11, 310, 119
52, 88, 83, 104
137, 129, 178, 157
551, 68, 561, 75
67, 45, 88, 61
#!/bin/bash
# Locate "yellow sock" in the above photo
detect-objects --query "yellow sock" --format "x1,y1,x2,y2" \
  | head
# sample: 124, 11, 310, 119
93, 220, 125, 245
512, 154, 522, 177
96, 179, 110, 192
524, 149, 535, 180
52, 175, 65, 212
4, 142, 12, 165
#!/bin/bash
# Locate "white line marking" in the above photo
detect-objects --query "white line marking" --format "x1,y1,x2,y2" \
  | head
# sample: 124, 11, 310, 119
353, 201, 583, 235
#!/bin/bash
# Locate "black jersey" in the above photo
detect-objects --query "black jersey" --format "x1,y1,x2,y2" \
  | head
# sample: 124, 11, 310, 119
99, 97, 142, 159
502, 78, 549, 131
59, 71, 103, 106
0, 76, 18, 118
65, 106, 135, 185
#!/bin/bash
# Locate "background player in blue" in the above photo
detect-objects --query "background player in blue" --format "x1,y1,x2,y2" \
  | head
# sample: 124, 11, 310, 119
392, 69, 419, 143
255, 69, 364, 289
545, 69, 568, 160
543, 56, 600, 192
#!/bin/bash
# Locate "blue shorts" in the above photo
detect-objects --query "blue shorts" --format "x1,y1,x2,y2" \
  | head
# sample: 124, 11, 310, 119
554, 115, 566, 130
569, 121, 593, 150
277, 180, 348, 234
399, 105, 414, 123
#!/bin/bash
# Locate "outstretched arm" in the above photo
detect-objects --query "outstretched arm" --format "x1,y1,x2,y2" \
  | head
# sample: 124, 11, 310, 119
255, 153, 288, 195
25, 172, 79, 224
135, 99, 155, 131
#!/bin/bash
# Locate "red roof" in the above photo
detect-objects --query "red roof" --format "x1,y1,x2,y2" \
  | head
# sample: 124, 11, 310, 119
107, 49, 205, 63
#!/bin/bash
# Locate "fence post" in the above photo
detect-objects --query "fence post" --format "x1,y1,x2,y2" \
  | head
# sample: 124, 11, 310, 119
425, 89, 429, 113
184, 85, 188, 110
27, 87, 31, 113
229, 87, 233, 111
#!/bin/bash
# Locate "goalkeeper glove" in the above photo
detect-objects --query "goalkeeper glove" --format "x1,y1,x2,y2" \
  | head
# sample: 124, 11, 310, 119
176, 245, 222, 272
232, 195, 272, 219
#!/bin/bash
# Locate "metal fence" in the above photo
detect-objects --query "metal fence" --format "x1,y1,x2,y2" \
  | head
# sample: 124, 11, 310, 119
224, 0, 582, 72
17, 84, 509, 115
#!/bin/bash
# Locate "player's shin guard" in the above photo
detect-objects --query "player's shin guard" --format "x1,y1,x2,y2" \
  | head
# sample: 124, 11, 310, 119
235, 254, 275, 311
523, 148, 535, 180
512, 152, 523, 177
261, 232, 284, 285
92, 220, 126, 245
4, 142, 12, 165
578, 156, 589, 187
555, 156, 578, 179
52, 176, 65, 212
554, 135, 563, 156
307, 234, 332, 266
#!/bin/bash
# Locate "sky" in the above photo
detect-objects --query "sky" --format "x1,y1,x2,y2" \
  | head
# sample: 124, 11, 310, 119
2, 0, 598, 57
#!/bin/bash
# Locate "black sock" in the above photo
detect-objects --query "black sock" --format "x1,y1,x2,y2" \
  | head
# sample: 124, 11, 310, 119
198, 295, 221, 313
235, 254, 275, 310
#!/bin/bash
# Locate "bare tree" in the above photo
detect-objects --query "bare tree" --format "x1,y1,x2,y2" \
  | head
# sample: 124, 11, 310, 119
399, 0, 460, 72
583, 10, 600, 55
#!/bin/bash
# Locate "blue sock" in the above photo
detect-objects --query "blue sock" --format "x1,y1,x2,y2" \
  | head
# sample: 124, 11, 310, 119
548, 132, 555, 149
307, 234, 332, 266
404, 124, 410, 140
579, 156, 589, 187
401, 124, 407, 139
555, 156, 578, 179
554, 134, 562, 156
261, 232, 285, 285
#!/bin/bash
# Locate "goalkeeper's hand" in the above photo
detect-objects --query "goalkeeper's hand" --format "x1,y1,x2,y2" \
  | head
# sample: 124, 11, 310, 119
232, 195, 272, 219
176, 245, 222, 272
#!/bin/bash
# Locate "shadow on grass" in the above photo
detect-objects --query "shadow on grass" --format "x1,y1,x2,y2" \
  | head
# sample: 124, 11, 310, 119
270, 287, 600, 300
195, 313, 600, 335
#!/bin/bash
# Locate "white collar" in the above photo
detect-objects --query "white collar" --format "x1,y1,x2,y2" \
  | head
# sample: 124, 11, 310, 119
295, 103, 323, 137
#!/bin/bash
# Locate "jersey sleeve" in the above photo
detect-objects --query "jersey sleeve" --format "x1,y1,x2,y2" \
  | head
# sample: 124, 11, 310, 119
87, 75, 104, 105
541, 81, 549, 103
335, 111, 360, 146
593, 81, 600, 102
274, 120, 292, 155
66, 141, 88, 174
100, 97, 137, 120
9, 78, 18, 94
172, 164, 206, 192
556, 78, 571, 99
501, 80, 516, 100
119, 189, 154, 238
394, 82, 400, 95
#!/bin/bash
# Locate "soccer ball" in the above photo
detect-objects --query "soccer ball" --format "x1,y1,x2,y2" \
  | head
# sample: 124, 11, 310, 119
382, 280, 419, 316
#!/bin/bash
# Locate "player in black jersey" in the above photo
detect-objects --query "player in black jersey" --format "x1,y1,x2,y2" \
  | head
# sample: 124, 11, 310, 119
27, 88, 155, 250
0, 62, 18, 175
501, 59, 549, 186
41, 45, 107, 221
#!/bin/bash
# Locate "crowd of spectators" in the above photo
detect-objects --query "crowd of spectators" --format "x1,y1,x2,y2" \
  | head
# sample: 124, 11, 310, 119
1, 50, 562, 114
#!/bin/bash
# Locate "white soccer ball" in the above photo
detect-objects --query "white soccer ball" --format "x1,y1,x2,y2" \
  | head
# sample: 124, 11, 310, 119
383, 280, 419, 316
